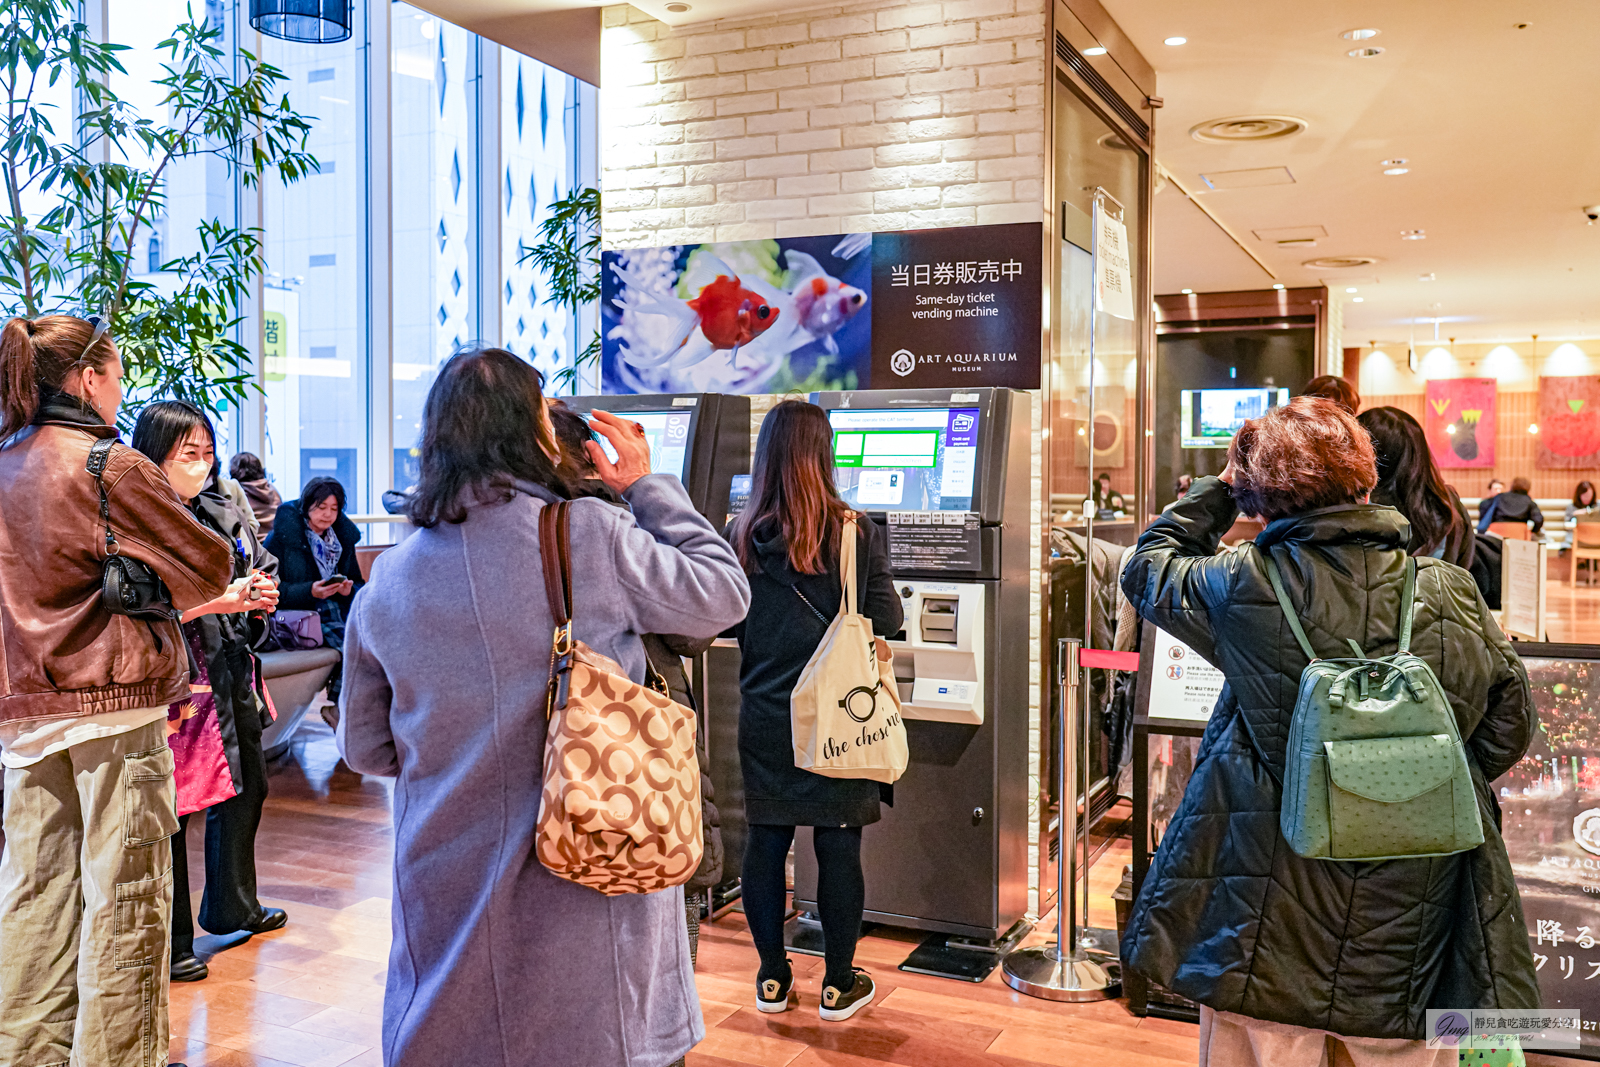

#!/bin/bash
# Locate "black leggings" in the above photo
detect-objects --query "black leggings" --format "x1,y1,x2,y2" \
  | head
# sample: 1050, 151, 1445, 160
742, 824, 864, 989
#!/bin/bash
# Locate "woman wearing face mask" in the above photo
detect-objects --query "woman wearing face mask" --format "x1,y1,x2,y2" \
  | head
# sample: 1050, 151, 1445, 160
131, 401, 285, 983
0, 316, 234, 1067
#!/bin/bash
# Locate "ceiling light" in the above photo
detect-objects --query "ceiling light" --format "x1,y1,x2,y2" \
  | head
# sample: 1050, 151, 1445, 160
1272, 283, 1286, 290
1181, 288, 1193, 294
1384, 167, 1410, 176
1164, 36, 1187, 46
1419, 273, 1435, 281
1341, 28, 1380, 40
1401, 230, 1426, 240
665, 2, 691, 9
1381, 158, 1408, 166
1083, 46, 1107, 56
1352, 297, 1365, 302
1529, 423, 1540, 434
1345, 287, 1358, 293
1348, 46, 1385, 58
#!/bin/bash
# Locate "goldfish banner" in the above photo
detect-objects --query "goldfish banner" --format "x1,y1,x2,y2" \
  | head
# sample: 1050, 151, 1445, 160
600, 222, 1042, 395
1424, 377, 1496, 469
1539, 376, 1600, 469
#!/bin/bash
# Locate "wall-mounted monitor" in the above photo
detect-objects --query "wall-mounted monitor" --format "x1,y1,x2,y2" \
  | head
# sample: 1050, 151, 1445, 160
1179, 387, 1290, 449
827, 407, 981, 511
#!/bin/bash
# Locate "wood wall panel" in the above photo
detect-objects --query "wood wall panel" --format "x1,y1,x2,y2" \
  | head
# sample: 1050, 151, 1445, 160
1365, 393, 1599, 501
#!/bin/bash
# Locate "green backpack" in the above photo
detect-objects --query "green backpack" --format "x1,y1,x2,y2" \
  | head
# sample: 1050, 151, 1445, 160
1266, 553, 1484, 861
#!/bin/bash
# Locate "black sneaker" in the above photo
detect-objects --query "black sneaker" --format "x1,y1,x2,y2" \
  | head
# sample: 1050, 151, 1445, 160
819, 969, 874, 1021
756, 962, 796, 1014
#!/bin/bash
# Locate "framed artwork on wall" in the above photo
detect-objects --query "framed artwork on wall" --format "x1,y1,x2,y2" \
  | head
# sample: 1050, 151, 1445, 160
1424, 377, 1496, 468
1538, 376, 1600, 469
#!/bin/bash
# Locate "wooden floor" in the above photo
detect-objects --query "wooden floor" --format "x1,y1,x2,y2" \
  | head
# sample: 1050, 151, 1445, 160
168, 707, 1598, 1067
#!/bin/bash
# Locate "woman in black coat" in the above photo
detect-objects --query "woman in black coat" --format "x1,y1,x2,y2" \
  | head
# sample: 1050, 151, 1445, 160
1120, 398, 1537, 1062
728, 401, 902, 1024
263, 477, 364, 695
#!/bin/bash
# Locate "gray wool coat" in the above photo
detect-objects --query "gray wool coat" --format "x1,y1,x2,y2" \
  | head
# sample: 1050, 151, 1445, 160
337, 474, 751, 1067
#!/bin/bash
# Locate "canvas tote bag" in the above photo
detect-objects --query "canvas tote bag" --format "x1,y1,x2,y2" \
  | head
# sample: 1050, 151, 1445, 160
534, 501, 704, 895
790, 515, 909, 784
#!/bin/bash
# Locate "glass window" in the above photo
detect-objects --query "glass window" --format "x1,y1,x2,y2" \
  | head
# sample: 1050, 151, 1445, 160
260, 8, 370, 510
500, 52, 595, 390
392, 3, 478, 490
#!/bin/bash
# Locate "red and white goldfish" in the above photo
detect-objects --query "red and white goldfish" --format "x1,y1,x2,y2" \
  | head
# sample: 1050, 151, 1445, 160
784, 250, 866, 354
687, 272, 780, 351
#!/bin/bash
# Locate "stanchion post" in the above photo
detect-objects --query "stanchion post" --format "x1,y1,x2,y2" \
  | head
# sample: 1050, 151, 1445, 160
1001, 638, 1117, 1001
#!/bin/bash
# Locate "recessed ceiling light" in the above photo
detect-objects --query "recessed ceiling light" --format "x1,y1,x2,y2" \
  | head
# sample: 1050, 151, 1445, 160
1345, 287, 1359, 293
1181, 288, 1194, 294
1384, 167, 1410, 176
1400, 229, 1426, 240
1272, 283, 1286, 290
1341, 28, 1380, 40
665, 2, 691, 9
1083, 46, 1107, 56
1348, 46, 1385, 58
1304, 255, 1381, 269
1380, 158, 1408, 166
1419, 273, 1436, 281
1352, 297, 1365, 302
1164, 36, 1187, 46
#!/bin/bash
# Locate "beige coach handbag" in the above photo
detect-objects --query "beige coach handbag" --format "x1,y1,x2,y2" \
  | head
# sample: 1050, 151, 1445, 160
533, 501, 704, 895
790, 515, 909, 785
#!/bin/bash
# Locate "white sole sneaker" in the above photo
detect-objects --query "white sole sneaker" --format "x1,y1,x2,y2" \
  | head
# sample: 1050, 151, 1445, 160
818, 973, 875, 1021
756, 974, 794, 1014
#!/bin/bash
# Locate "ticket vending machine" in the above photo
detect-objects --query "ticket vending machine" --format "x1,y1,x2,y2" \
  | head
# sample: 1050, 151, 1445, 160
561, 393, 750, 524
793, 387, 1033, 973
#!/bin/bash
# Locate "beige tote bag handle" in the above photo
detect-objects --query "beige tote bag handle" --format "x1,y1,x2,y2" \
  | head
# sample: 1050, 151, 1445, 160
838, 513, 857, 617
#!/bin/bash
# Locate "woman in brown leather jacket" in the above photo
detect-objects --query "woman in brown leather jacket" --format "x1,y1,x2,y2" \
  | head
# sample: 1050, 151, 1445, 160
0, 315, 234, 1067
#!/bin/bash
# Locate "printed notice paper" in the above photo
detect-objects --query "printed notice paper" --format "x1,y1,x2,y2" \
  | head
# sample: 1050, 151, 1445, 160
1147, 626, 1224, 721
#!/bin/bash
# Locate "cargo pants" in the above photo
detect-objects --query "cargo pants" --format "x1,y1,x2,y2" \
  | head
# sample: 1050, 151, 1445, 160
0, 719, 178, 1067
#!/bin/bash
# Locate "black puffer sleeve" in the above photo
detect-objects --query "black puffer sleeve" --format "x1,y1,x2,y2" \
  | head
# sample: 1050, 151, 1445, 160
1119, 476, 1242, 666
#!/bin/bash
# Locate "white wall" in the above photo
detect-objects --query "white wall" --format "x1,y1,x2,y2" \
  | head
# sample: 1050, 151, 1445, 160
599, 0, 1047, 246
1360, 339, 1599, 396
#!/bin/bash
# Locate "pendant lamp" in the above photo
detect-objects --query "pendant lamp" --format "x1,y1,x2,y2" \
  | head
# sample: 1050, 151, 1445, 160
250, 0, 352, 44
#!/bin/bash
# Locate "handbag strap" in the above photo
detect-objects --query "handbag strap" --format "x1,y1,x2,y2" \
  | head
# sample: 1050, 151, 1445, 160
85, 436, 120, 557
1263, 550, 1419, 661
838, 513, 858, 616
539, 501, 574, 652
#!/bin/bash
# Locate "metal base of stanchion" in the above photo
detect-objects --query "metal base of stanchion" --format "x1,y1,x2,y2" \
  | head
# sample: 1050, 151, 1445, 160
1001, 942, 1120, 1002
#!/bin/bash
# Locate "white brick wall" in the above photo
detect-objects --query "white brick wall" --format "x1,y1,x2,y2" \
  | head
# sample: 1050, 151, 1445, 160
600, 0, 1047, 247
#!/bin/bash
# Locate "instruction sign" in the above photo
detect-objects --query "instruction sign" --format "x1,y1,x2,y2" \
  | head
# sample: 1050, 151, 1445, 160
1502, 538, 1547, 641
1094, 203, 1134, 321
1146, 627, 1224, 721
885, 511, 981, 571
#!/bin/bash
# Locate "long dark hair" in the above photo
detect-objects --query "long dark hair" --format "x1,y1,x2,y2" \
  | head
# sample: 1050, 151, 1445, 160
730, 400, 851, 575
1358, 406, 1460, 555
130, 400, 216, 481
0, 315, 119, 437
406, 347, 560, 528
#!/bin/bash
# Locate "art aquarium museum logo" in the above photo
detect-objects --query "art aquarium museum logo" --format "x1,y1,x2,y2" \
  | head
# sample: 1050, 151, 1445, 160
890, 349, 917, 377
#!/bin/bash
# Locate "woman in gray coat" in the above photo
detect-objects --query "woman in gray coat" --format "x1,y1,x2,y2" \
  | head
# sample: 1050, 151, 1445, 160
337, 348, 751, 1067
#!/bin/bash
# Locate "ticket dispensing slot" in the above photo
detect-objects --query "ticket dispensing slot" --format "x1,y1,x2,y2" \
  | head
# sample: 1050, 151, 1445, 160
889, 582, 985, 724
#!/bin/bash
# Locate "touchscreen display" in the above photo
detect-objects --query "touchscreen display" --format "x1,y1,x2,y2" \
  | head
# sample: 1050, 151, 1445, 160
827, 407, 980, 511
1180, 388, 1291, 448
586, 410, 692, 481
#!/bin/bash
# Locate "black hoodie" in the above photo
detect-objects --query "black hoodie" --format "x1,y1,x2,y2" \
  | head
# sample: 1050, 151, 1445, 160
730, 517, 902, 826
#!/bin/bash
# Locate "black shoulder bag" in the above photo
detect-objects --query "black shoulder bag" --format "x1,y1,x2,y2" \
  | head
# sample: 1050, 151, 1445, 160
87, 436, 178, 620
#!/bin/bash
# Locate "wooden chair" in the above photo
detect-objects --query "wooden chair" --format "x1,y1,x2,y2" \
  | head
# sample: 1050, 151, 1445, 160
1572, 517, 1600, 586
355, 544, 390, 581
1488, 521, 1531, 541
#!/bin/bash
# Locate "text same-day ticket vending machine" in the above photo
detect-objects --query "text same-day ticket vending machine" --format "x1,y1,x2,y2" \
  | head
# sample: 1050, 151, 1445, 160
791, 387, 1034, 976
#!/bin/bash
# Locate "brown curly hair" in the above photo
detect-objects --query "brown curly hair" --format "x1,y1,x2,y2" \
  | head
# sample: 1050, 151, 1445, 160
1227, 396, 1377, 521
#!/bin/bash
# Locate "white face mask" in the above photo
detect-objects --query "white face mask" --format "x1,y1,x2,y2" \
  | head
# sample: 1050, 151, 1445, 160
164, 459, 211, 501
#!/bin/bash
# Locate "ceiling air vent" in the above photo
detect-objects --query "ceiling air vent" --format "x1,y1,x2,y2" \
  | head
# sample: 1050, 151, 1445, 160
1302, 256, 1381, 270
1054, 33, 1149, 143
1190, 115, 1307, 144
1200, 166, 1295, 190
